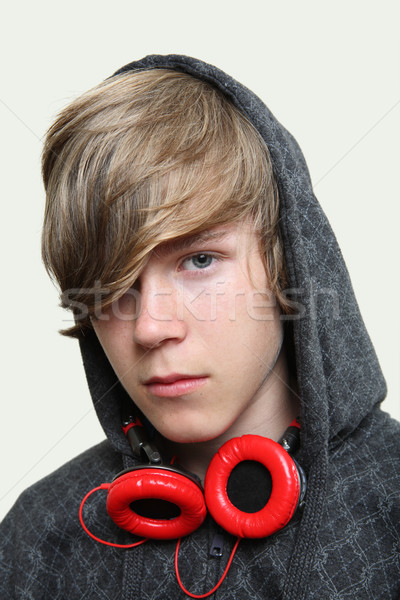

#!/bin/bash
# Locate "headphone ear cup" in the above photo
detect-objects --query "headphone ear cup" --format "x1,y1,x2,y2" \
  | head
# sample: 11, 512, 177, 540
106, 468, 207, 540
204, 435, 301, 538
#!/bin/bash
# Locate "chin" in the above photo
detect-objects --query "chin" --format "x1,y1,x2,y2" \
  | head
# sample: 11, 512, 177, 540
162, 430, 213, 444
159, 420, 231, 445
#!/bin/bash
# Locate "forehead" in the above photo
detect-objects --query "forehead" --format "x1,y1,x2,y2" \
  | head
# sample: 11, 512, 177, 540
153, 227, 235, 257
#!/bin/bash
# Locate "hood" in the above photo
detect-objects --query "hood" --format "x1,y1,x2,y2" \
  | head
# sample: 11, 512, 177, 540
80, 54, 386, 470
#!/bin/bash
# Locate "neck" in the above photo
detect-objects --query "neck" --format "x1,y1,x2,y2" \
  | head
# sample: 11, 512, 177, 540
159, 350, 299, 484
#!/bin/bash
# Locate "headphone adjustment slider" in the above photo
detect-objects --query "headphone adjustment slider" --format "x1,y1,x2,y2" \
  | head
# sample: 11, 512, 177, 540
278, 425, 300, 455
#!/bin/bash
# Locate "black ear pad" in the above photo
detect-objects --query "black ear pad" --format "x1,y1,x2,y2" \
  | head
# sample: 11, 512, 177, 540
226, 460, 273, 512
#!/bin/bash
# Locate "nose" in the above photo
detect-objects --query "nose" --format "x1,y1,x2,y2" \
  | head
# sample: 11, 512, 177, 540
132, 279, 187, 349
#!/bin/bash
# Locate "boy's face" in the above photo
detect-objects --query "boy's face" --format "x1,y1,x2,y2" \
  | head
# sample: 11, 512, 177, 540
92, 222, 284, 444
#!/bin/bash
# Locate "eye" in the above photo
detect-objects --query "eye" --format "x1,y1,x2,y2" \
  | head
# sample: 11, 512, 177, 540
180, 253, 216, 271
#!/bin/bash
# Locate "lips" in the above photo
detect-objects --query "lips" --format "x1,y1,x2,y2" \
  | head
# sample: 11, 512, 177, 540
144, 373, 194, 385
144, 373, 208, 397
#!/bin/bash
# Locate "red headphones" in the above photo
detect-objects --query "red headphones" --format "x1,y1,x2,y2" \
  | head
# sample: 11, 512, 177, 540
79, 405, 306, 597
95, 404, 306, 541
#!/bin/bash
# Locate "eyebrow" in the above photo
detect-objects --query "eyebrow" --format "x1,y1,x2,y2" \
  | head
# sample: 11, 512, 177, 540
154, 229, 230, 257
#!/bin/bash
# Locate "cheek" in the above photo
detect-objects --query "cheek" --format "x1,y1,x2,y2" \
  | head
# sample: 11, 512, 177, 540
106, 292, 140, 321
92, 314, 136, 371
183, 281, 247, 324
245, 290, 279, 321
217, 295, 282, 368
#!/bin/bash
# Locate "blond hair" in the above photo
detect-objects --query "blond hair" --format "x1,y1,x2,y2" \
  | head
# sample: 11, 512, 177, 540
42, 69, 289, 337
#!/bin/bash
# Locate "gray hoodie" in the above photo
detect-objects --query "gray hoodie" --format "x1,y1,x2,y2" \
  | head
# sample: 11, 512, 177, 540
1, 54, 399, 600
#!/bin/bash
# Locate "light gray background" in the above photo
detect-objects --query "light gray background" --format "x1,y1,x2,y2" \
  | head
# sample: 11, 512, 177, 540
1, 0, 399, 521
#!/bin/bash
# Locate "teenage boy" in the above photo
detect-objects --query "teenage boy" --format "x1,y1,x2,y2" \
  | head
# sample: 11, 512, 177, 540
1, 55, 399, 600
